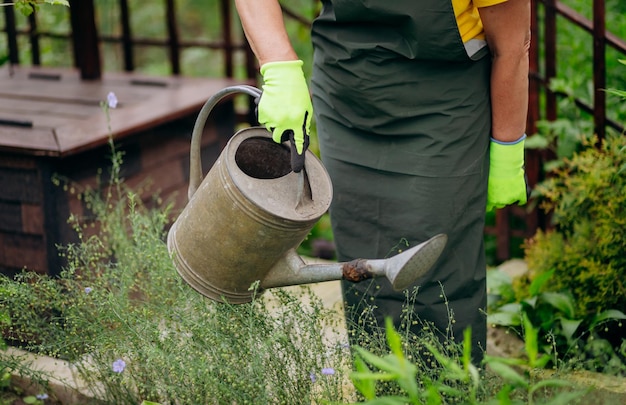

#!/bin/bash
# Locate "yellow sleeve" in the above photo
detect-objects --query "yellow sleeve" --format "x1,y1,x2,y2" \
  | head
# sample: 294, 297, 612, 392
453, 0, 509, 43
473, 0, 508, 7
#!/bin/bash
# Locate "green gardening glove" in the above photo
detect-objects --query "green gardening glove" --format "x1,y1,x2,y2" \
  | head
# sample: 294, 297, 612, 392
259, 60, 312, 173
487, 135, 529, 212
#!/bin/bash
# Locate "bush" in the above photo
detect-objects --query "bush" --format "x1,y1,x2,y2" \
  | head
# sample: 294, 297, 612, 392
522, 133, 626, 317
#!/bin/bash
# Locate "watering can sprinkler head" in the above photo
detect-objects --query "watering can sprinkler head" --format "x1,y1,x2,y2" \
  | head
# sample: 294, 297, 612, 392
259, 233, 448, 292
167, 85, 448, 304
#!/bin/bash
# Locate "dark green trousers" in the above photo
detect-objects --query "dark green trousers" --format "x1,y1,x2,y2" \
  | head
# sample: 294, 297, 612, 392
310, 0, 493, 364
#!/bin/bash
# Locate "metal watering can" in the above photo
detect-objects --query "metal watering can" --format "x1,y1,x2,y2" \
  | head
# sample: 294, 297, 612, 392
167, 85, 448, 304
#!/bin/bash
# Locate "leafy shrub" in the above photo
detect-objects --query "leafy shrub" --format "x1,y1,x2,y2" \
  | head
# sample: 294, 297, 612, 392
488, 267, 626, 375
522, 133, 626, 316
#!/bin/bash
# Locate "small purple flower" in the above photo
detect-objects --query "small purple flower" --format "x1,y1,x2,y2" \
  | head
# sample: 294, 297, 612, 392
84, 287, 92, 294
106, 92, 118, 109
321, 367, 335, 375
112, 358, 126, 373
36, 393, 49, 400
309, 372, 317, 383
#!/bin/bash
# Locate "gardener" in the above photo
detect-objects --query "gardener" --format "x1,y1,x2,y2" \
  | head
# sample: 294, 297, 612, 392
234, 0, 530, 363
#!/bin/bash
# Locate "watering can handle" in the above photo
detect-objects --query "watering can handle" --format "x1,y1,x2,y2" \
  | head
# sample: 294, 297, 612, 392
188, 85, 263, 200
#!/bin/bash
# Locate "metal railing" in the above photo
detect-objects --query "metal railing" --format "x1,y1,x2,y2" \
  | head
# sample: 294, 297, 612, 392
2, 0, 257, 80
493, 0, 626, 261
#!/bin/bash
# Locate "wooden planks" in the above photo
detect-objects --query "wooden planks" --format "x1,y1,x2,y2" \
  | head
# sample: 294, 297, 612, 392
0, 65, 246, 157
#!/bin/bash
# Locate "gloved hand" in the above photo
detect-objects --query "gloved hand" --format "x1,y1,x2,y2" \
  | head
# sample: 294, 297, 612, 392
487, 135, 529, 212
258, 60, 312, 172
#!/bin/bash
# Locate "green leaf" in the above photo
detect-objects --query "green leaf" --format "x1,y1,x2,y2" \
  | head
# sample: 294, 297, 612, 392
539, 292, 576, 318
351, 355, 377, 400
354, 347, 401, 374
529, 270, 554, 296
483, 354, 527, 367
534, 353, 552, 369
350, 371, 398, 382
488, 311, 521, 327
523, 314, 540, 367
45, 0, 70, 6
559, 317, 582, 341
605, 88, 626, 99
591, 309, 626, 329
15, 1, 35, 16
384, 317, 403, 358
487, 362, 528, 388
525, 134, 551, 150
522, 295, 538, 309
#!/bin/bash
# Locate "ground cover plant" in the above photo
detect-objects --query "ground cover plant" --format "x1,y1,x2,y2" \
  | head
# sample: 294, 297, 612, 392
0, 148, 354, 404
0, 128, 587, 403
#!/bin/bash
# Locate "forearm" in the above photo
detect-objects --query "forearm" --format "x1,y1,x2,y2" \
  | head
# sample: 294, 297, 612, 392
234, 0, 298, 66
479, 0, 531, 143
489, 44, 530, 142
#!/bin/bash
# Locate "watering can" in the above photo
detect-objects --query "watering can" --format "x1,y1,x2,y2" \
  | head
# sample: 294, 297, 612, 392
167, 85, 448, 304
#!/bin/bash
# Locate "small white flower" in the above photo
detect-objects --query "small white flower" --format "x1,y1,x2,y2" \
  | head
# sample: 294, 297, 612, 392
321, 367, 335, 375
107, 92, 118, 109
112, 358, 126, 373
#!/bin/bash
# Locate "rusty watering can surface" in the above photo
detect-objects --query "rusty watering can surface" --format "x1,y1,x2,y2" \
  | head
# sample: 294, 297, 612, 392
167, 85, 448, 304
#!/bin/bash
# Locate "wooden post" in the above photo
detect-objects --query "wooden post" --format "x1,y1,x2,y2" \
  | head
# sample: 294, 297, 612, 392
593, 0, 606, 142
69, 0, 101, 80
120, 0, 135, 72
165, 0, 181, 75
3, 1, 19, 64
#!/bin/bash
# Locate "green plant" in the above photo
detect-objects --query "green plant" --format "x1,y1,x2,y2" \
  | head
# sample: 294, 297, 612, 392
0, 0, 68, 16
350, 317, 585, 404
488, 267, 626, 375
606, 59, 626, 100
0, 137, 355, 404
524, 132, 626, 316
0, 354, 55, 405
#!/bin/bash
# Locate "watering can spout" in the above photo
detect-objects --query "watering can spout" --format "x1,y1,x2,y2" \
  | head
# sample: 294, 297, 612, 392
260, 234, 447, 291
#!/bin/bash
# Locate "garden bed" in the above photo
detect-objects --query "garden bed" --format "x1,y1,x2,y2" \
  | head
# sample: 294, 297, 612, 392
5, 275, 626, 405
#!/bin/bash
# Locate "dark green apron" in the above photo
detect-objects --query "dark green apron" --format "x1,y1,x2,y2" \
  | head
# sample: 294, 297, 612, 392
310, 0, 492, 362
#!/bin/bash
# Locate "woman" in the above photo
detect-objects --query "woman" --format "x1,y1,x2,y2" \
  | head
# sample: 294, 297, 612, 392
234, 0, 530, 363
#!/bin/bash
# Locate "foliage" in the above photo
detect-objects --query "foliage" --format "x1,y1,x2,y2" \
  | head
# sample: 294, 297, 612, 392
550, 0, 626, 127
0, 129, 593, 403
488, 268, 626, 375
606, 59, 626, 100
0, 162, 353, 404
0, 354, 55, 405
0, 0, 68, 16
350, 318, 585, 404
525, 77, 593, 172
524, 133, 626, 316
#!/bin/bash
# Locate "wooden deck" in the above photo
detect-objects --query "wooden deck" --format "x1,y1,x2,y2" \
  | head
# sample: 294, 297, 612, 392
0, 65, 254, 277
0, 65, 247, 157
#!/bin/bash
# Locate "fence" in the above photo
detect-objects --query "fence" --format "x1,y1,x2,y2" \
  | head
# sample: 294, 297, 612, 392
2, 0, 625, 261
493, 0, 626, 261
